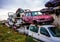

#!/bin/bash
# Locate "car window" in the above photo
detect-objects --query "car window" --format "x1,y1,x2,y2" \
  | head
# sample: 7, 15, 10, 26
30, 26, 38, 33
40, 27, 50, 37
32, 12, 38, 16
48, 27, 60, 37
31, 11, 42, 16
25, 12, 31, 16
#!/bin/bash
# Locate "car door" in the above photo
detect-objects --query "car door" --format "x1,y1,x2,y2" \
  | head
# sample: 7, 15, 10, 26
28, 26, 34, 36
23, 12, 32, 22
32, 26, 39, 39
26, 12, 32, 23
24, 26, 29, 34
38, 27, 51, 42
28, 25, 38, 38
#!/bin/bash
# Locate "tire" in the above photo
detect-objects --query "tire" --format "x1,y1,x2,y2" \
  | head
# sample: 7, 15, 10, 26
33, 20, 37, 24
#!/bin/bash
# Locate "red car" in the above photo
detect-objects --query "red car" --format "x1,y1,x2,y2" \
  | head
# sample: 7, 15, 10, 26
22, 11, 54, 24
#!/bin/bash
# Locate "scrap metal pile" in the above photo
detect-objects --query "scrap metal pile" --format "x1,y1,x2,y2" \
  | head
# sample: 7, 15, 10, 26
5, 8, 54, 29
4, 0, 60, 41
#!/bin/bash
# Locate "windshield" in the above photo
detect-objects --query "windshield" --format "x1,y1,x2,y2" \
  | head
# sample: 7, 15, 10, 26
31, 11, 42, 16
25, 12, 31, 16
48, 27, 60, 37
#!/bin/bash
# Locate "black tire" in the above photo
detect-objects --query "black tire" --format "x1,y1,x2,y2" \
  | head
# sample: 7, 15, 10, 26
33, 20, 37, 24
2, 23, 5, 25
25, 33, 28, 36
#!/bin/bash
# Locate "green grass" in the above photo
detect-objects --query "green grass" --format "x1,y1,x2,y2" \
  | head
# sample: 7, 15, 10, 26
25, 36, 37, 42
0, 22, 60, 42
0, 24, 26, 42
0, 24, 37, 42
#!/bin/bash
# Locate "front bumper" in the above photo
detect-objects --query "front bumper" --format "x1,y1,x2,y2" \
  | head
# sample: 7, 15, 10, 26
36, 18, 54, 23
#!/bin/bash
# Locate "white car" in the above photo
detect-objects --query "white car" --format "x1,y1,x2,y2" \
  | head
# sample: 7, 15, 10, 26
5, 18, 14, 27
28, 24, 60, 42
16, 26, 29, 34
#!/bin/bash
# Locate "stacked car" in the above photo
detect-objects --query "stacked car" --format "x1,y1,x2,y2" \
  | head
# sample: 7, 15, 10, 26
6, 10, 54, 28
28, 24, 60, 42
22, 11, 54, 24
5, 8, 60, 42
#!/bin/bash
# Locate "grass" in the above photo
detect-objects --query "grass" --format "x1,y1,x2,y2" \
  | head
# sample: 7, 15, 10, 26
1, 22, 60, 42
0, 23, 37, 42
0, 24, 26, 42
25, 36, 37, 42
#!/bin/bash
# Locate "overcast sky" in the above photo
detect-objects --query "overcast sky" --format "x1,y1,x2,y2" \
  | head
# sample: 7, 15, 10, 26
0, 0, 49, 20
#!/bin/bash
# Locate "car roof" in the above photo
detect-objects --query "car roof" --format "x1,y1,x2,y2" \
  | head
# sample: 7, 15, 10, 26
30, 24, 36, 26
30, 24, 55, 28
24, 11, 40, 13
38, 25, 55, 28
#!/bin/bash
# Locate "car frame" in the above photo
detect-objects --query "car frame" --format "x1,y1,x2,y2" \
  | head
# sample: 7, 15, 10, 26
28, 24, 60, 42
22, 11, 54, 24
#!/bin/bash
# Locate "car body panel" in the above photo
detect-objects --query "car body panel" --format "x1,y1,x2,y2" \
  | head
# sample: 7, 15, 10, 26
22, 11, 54, 24
28, 25, 60, 42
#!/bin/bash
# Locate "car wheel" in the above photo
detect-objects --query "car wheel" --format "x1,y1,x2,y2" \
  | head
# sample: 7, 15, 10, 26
33, 20, 37, 24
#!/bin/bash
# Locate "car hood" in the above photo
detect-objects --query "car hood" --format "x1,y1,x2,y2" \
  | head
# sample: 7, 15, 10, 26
33, 15, 53, 19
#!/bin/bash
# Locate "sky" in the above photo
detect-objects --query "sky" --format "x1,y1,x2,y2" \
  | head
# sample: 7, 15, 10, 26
0, 0, 49, 20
